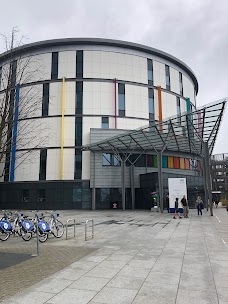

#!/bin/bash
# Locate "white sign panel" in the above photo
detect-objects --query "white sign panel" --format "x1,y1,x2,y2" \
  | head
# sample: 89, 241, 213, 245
168, 178, 187, 209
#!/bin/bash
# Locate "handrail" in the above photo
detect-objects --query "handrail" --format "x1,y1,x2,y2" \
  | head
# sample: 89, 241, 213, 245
66, 219, 76, 240
85, 219, 94, 241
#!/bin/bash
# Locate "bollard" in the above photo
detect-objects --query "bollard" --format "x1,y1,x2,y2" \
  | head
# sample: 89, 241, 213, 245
66, 219, 76, 240
85, 219, 94, 241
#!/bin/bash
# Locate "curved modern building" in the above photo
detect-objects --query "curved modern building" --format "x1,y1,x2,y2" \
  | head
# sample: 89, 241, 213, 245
0, 38, 224, 210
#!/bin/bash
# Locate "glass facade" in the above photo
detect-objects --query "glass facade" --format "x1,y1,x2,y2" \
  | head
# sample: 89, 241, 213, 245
176, 96, 181, 125
51, 52, 58, 79
165, 65, 170, 90
118, 83, 125, 116
179, 72, 183, 96
147, 59, 153, 86
0, 181, 91, 210
102, 117, 109, 129
39, 149, 47, 180
148, 88, 154, 121
75, 80, 83, 179
42, 83, 49, 116
76, 50, 83, 78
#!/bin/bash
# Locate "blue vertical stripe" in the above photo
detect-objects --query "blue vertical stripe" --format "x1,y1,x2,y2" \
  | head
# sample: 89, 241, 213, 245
10, 84, 20, 181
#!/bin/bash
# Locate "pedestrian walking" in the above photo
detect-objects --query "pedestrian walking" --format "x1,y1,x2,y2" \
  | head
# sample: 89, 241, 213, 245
215, 200, 219, 208
166, 194, 170, 213
173, 198, 182, 219
196, 196, 204, 215
181, 195, 189, 218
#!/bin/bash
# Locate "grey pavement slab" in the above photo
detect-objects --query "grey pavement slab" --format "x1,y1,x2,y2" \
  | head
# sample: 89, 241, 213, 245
46, 288, 97, 304
1, 207, 228, 304
90, 286, 138, 304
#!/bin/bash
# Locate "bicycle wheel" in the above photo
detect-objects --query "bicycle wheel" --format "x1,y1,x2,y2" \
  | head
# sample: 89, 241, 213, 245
38, 231, 48, 243
21, 229, 32, 241
52, 220, 64, 238
0, 230, 10, 241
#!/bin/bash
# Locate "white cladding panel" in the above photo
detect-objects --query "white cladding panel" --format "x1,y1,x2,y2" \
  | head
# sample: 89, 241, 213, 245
162, 91, 177, 119
18, 53, 51, 83
17, 117, 60, 150
116, 118, 148, 130
170, 67, 180, 95
84, 51, 147, 84
50, 81, 75, 116
14, 150, 40, 181
83, 81, 114, 116
125, 85, 148, 119
46, 149, 60, 180
19, 84, 42, 119
83, 116, 102, 145
58, 51, 76, 79
63, 149, 75, 180
49, 82, 62, 116
153, 61, 166, 89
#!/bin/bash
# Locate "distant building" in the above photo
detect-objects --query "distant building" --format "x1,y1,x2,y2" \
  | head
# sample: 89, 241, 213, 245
0, 38, 225, 210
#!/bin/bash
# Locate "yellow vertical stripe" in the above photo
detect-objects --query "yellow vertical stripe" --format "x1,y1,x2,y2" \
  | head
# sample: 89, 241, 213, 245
60, 77, 65, 180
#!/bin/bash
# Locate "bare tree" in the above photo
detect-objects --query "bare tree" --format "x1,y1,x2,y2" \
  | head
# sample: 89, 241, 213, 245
0, 28, 48, 180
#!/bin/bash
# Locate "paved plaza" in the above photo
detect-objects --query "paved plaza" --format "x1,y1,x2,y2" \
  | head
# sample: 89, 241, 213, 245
0, 206, 228, 304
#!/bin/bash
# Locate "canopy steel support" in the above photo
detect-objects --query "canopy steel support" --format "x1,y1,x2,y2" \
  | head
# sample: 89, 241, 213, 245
157, 151, 163, 213
121, 160, 126, 210
204, 142, 213, 216
202, 158, 208, 211
130, 164, 135, 209
92, 152, 96, 210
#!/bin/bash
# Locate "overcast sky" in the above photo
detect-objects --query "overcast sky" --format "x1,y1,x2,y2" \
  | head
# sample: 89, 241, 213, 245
0, 0, 227, 154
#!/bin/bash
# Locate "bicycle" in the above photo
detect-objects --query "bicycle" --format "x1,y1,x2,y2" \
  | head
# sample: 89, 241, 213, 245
0, 210, 13, 241
44, 211, 64, 238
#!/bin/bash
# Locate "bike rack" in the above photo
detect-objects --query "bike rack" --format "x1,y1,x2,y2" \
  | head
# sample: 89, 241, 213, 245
85, 219, 94, 241
66, 219, 76, 240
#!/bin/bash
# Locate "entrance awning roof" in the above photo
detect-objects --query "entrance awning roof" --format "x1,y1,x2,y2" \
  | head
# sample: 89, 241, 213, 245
82, 99, 226, 157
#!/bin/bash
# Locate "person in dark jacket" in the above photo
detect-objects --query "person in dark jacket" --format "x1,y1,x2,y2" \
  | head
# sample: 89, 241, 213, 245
166, 194, 170, 213
196, 196, 204, 215
173, 198, 182, 219
181, 195, 189, 218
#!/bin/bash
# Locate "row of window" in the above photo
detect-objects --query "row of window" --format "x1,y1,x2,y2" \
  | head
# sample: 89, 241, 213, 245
147, 59, 184, 96
102, 153, 201, 171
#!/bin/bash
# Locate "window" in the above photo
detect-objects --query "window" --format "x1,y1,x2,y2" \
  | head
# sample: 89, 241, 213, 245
0, 66, 2, 90
76, 81, 83, 114
51, 52, 58, 79
118, 83, 125, 116
39, 149, 47, 180
102, 117, 109, 129
22, 189, 29, 203
102, 153, 120, 166
42, 83, 49, 116
165, 65, 170, 90
74, 149, 82, 179
179, 72, 183, 96
76, 50, 83, 78
176, 96, 181, 125
147, 59, 153, 86
37, 189, 46, 203
75, 117, 82, 146
148, 88, 154, 121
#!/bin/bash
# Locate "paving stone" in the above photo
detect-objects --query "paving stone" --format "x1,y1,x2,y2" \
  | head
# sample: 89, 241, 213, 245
69, 276, 109, 291
91, 286, 137, 304
176, 289, 219, 304
47, 288, 97, 304
107, 275, 144, 290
